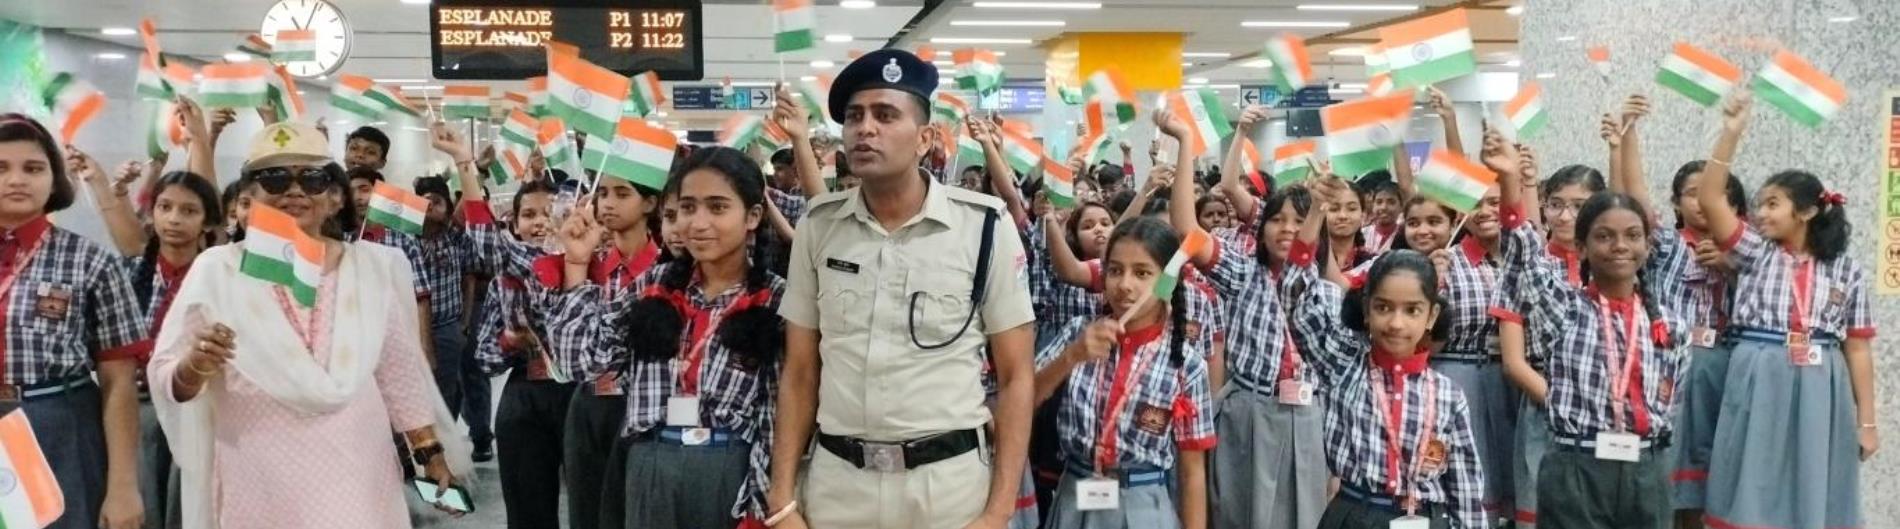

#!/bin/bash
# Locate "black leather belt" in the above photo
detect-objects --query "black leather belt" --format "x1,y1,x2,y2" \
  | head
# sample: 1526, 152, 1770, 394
817, 429, 980, 472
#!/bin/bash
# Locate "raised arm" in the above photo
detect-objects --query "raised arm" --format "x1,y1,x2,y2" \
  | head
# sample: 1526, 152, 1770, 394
1518, 144, 1542, 227
1426, 87, 1464, 156
1219, 106, 1268, 219
177, 98, 218, 187
1120, 162, 1168, 221
65, 149, 146, 256
1618, 94, 1651, 213
1041, 213, 1095, 289
1698, 92, 1751, 243
773, 85, 826, 199
1156, 107, 1212, 264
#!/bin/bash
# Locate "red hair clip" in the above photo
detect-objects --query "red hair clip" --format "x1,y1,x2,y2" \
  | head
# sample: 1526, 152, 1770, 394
1651, 320, 1672, 348
1820, 190, 1846, 206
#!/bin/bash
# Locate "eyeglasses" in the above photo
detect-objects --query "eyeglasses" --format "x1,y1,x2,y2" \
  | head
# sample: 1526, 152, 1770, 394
1543, 199, 1587, 217
252, 167, 334, 195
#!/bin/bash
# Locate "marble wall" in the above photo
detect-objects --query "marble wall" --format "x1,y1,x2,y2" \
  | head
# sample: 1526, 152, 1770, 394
1521, 0, 1899, 524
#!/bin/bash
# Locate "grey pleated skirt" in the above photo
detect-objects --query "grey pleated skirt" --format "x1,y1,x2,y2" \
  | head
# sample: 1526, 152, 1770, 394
1667, 340, 1731, 510
621, 436, 752, 529
1431, 358, 1518, 520
1210, 380, 1327, 529
1703, 335, 1861, 529
1041, 474, 1179, 529
1514, 396, 1550, 529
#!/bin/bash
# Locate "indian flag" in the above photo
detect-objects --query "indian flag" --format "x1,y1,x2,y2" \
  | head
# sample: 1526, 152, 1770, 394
365, 182, 428, 236
1321, 93, 1412, 179
1043, 156, 1077, 208
330, 75, 385, 120
1272, 139, 1317, 188
1154, 229, 1211, 299
1163, 88, 1232, 158
545, 40, 580, 58
503, 91, 530, 110
526, 77, 550, 117
915, 45, 937, 62
1751, 49, 1846, 128
366, 83, 419, 117
491, 147, 529, 185
1416, 150, 1497, 213
139, 18, 163, 62
163, 63, 196, 99
956, 133, 984, 167
1504, 82, 1548, 139
40, 73, 105, 144
539, 117, 581, 177
547, 53, 631, 139
144, 100, 186, 158
1263, 33, 1314, 92
796, 74, 832, 122
1378, 7, 1476, 89
773, 0, 816, 53
718, 114, 765, 149
442, 85, 490, 120
137, 53, 171, 100
1238, 137, 1268, 194
198, 63, 270, 109
999, 126, 1041, 175
1075, 130, 1114, 166
0, 412, 64, 529
583, 118, 677, 191
1367, 73, 1394, 97
1083, 67, 1137, 126
757, 118, 793, 151
1364, 43, 1388, 77
954, 49, 1004, 94
627, 71, 667, 118
236, 33, 272, 59
1587, 45, 1611, 78
933, 91, 969, 125
273, 29, 316, 62
240, 204, 323, 306
501, 110, 540, 150
1655, 42, 1740, 108
266, 65, 305, 123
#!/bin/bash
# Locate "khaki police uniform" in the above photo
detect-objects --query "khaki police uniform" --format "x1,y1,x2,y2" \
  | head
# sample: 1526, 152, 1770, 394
779, 177, 1036, 529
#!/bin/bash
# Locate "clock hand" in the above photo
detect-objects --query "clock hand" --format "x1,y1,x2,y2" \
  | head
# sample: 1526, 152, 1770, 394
301, 3, 317, 30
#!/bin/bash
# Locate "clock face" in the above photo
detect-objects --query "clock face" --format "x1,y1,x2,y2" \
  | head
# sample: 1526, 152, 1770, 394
260, 0, 351, 78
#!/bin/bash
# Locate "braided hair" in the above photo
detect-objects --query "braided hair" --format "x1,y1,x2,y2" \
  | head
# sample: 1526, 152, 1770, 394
1575, 192, 1672, 348
622, 147, 782, 371
1105, 216, 1189, 368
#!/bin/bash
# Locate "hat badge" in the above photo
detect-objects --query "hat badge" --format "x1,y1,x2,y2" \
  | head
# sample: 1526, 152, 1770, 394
271, 128, 294, 148
882, 59, 903, 83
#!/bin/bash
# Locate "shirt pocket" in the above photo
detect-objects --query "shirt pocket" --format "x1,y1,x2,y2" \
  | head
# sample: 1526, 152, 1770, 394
14, 280, 78, 341
906, 270, 974, 348
1814, 274, 1847, 336
816, 268, 871, 336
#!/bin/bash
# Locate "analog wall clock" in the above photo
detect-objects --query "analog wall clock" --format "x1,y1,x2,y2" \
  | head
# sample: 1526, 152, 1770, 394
260, 0, 352, 78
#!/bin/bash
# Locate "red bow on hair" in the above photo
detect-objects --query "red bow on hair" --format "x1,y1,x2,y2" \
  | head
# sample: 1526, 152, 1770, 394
1820, 190, 1846, 206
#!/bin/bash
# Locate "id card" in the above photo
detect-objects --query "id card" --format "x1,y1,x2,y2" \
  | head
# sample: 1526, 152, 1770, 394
1389, 515, 1430, 529
1786, 333, 1820, 367
666, 396, 701, 427
1277, 380, 1314, 406
1594, 431, 1641, 462
1074, 478, 1120, 511
1691, 327, 1719, 349
680, 427, 712, 446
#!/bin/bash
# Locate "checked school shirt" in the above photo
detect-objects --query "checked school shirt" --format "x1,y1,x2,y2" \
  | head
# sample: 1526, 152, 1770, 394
1493, 207, 1692, 441
543, 261, 785, 519
1676, 229, 1734, 334
383, 228, 475, 325
1717, 225, 1874, 341
0, 217, 148, 384
1026, 218, 1102, 337
1198, 226, 1304, 395
1283, 243, 1487, 529
1037, 314, 1216, 472
471, 276, 562, 381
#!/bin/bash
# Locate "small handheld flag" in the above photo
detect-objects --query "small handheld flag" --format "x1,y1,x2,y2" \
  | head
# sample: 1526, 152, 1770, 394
1751, 49, 1845, 128
1083, 67, 1137, 127
1415, 150, 1498, 213
265, 65, 306, 122
0, 412, 66, 529
718, 114, 766, 149
1378, 8, 1477, 89
934, 91, 970, 125
491, 147, 529, 185
627, 71, 668, 118
273, 29, 316, 63
998, 125, 1041, 176
501, 110, 540, 150
136, 53, 171, 100
330, 75, 385, 120
1163, 88, 1232, 158
1655, 42, 1740, 107
954, 49, 1005, 95
1264, 33, 1314, 92
1321, 94, 1412, 179
40, 73, 105, 144
365, 182, 429, 236
240, 204, 324, 306
1587, 45, 1611, 78
1154, 229, 1211, 300
773, 0, 817, 53
1042, 156, 1076, 209
526, 77, 550, 117
547, 53, 631, 139
1272, 140, 1318, 188
236, 33, 272, 59
583, 118, 678, 191
197, 62, 271, 109
442, 85, 491, 120
1237, 137, 1269, 194
538, 117, 582, 177
1503, 82, 1549, 139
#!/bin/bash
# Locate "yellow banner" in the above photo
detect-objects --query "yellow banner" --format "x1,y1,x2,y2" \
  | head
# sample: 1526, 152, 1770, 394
1047, 33, 1184, 92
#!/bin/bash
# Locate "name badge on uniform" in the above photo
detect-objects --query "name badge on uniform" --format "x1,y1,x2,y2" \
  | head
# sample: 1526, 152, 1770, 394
1786, 332, 1820, 367
680, 427, 713, 446
1418, 439, 1447, 475
33, 285, 70, 321
1390, 515, 1430, 529
1594, 431, 1641, 462
1277, 380, 1313, 406
666, 396, 701, 427
1691, 327, 1719, 349
1075, 477, 1120, 511
826, 258, 860, 274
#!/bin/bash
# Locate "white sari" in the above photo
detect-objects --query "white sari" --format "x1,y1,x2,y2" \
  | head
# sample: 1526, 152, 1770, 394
149, 241, 472, 529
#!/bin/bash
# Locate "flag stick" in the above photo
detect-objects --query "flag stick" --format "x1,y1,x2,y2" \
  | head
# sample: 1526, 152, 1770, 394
1117, 290, 1153, 327
586, 141, 611, 193
1445, 212, 1471, 249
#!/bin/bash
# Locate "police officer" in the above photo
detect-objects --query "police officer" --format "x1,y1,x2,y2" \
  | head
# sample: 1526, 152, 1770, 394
766, 49, 1037, 529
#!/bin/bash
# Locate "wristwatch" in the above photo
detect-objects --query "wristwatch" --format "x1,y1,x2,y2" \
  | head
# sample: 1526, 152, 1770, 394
410, 441, 444, 467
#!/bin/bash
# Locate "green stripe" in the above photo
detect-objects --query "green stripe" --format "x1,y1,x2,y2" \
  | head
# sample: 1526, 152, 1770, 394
775, 30, 814, 53
365, 208, 424, 236
601, 156, 669, 191
330, 96, 385, 120
1513, 111, 1548, 139
1391, 51, 1476, 89
273, 50, 315, 62
500, 128, 536, 148
238, 253, 305, 302
1329, 148, 1392, 180
1655, 69, 1722, 107
365, 90, 418, 117
40, 73, 74, 108
1750, 77, 1827, 128
444, 105, 488, 120
1416, 178, 1482, 213
1048, 190, 1075, 209
550, 100, 617, 139
200, 92, 267, 109
136, 81, 172, 101
1273, 167, 1311, 189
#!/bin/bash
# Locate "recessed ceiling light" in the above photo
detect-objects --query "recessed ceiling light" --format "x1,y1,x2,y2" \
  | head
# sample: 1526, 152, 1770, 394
1295, 4, 1418, 11
970, 1, 1101, 8
950, 20, 1066, 26
1329, 47, 1368, 56
824, 34, 854, 42
1556, 35, 1578, 42
1243, 59, 1273, 68
933, 60, 954, 66
1535, 72, 1557, 79
1506, 5, 1524, 15
1331, 87, 1365, 94
1335, 82, 1368, 89
1241, 21, 1352, 28
810, 60, 835, 68
936, 51, 1007, 57
1207, 84, 1242, 89
930, 37, 1034, 44
1828, 15, 1857, 22
400, 0, 430, 4
800, 75, 818, 81
1181, 62, 1193, 67
94, 52, 126, 60
939, 78, 955, 85
1187, 77, 1209, 84
99, 27, 136, 36
1503, 59, 1521, 67
374, 78, 428, 83
222, 52, 252, 62
400, 85, 443, 91
1182, 52, 1231, 58
840, 0, 877, 8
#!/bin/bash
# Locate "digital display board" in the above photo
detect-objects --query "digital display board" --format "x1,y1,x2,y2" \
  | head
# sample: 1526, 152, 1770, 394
430, 0, 703, 81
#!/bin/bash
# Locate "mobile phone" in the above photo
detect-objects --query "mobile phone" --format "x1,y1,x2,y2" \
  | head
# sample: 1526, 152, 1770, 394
411, 478, 474, 514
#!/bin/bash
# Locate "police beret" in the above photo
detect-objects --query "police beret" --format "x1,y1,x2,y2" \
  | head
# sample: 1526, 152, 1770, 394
828, 48, 938, 123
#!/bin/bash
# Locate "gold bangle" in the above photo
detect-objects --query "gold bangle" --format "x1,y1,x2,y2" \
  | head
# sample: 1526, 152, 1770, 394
1860, 423, 1878, 430
186, 358, 216, 376
1707, 158, 1731, 167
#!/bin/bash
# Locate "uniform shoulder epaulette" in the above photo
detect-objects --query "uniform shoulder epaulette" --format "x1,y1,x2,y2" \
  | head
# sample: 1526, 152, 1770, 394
803, 189, 852, 213
941, 186, 1007, 213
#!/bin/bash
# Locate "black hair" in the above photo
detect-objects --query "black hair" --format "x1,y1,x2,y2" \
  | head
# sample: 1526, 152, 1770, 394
1104, 216, 1189, 368
1341, 249, 1454, 343
1574, 192, 1672, 347
0, 114, 76, 213
1253, 186, 1313, 266
1668, 160, 1748, 229
1094, 163, 1125, 188
133, 172, 224, 310
345, 126, 391, 163
1391, 195, 1459, 252
769, 148, 795, 168
1194, 195, 1227, 219
960, 165, 985, 177
511, 178, 559, 219
1761, 170, 1850, 261
1064, 201, 1115, 258
1105, 189, 1136, 218
651, 181, 680, 264
624, 147, 781, 370
413, 176, 452, 205
906, 93, 932, 125
1539, 164, 1607, 201
346, 167, 385, 185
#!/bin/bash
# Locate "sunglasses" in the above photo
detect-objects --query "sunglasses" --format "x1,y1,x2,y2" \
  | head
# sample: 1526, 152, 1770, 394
252, 167, 335, 195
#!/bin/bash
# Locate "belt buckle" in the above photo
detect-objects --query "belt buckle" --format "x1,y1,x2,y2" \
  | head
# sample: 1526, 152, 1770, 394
863, 441, 905, 473
0, 385, 18, 403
